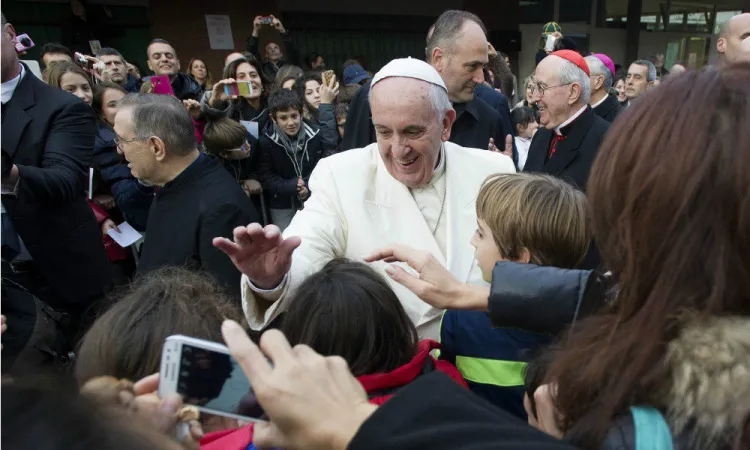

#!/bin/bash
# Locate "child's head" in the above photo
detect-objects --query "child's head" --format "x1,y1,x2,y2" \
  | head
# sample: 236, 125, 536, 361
281, 258, 418, 377
203, 116, 251, 160
511, 106, 539, 139
269, 88, 303, 137
75, 267, 244, 385
472, 173, 590, 282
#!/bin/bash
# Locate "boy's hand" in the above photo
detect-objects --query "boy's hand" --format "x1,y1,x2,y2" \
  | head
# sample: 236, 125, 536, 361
364, 244, 489, 311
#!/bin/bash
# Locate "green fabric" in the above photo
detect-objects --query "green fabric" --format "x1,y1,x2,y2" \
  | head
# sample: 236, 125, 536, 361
455, 356, 528, 387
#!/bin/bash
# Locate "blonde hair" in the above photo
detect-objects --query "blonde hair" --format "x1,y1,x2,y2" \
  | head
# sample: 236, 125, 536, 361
476, 173, 590, 268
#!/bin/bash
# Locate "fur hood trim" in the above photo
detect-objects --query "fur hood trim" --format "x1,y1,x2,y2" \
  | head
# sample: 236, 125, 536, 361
665, 316, 750, 449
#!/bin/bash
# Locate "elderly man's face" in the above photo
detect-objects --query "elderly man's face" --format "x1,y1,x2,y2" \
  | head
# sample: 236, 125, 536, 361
432, 21, 488, 103
718, 13, 750, 64
114, 106, 157, 184
625, 63, 652, 99
530, 56, 579, 130
371, 77, 454, 188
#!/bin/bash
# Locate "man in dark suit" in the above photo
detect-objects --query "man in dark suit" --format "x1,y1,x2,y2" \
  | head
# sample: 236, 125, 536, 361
342, 11, 515, 157
113, 94, 259, 301
523, 50, 610, 192
1, 14, 112, 372
585, 54, 623, 124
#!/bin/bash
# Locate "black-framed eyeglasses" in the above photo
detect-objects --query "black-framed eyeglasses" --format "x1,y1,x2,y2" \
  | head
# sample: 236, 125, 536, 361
529, 82, 573, 97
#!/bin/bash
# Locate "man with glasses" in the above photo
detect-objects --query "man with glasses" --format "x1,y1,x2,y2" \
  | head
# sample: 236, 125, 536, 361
113, 93, 259, 301
96, 47, 141, 93
523, 50, 610, 192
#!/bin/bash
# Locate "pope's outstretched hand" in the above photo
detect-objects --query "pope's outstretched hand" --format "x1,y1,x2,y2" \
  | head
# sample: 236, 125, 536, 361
213, 224, 301, 290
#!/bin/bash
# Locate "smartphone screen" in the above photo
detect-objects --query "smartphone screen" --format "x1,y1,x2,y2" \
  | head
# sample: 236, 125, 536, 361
224, 81, 253, 97
174, 343, 265, 421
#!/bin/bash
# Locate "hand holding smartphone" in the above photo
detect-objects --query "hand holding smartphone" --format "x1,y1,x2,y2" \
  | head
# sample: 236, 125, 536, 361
158, 335, 266, 423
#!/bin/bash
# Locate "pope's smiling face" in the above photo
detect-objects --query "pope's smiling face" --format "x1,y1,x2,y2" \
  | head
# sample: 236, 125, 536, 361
370, 77, 455, 188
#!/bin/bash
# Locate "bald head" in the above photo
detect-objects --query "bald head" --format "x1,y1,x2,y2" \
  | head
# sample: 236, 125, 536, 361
717, 13, 750, 65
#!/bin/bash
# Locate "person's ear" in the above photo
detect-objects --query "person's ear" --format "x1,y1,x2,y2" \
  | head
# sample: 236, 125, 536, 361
441, 109, 457, 142
4, 23, 17, 42
569, 83, 582, 105
146, 59, 154, 72
516, 123, 525, 135
219, 151, 229, 159
270, 114, 278, 124
431, 47, 445, 71
150, 136, 168, 162
518, 248, 532, 264
717, 37, 726, 54
647, 80, 655, 88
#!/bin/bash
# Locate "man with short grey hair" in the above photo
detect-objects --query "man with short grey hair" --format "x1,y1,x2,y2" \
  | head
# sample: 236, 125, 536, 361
214, 58, 515, 339
625, 60, 657, 104
114, 93, 259, 300
523, 50, 610, 193
585, 53, 623, 123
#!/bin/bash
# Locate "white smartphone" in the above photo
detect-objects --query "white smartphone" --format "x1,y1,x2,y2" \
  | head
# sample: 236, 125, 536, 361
158, 335, 266, 423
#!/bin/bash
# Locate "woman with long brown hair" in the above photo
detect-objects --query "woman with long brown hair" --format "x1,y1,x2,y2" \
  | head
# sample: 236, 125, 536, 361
542, 62, 750, 448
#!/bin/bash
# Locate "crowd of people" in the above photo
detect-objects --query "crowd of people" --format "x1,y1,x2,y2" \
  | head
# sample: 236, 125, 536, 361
2, 6, 750, 450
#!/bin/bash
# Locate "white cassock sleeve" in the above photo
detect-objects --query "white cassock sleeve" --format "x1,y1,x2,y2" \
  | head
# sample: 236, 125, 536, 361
241, 157, 347, 329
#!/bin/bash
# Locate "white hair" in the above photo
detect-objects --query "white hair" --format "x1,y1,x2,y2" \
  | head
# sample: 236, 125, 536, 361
369, 78, 452, 123
584, 56, 613, 92
558, 58, 591, 104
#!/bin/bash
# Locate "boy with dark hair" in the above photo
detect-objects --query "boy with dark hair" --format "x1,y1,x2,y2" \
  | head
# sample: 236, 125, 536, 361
256, 89, 335, 230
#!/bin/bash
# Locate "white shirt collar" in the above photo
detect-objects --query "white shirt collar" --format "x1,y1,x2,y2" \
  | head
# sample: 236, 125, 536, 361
591, 94, 609, 109
1, 63, 25, 105
554, 105, 588, 136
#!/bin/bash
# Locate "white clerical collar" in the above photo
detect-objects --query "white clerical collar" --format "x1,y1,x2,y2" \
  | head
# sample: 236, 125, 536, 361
591, 94, 608, 109
411, 143, 446, 190
2, 63, 25, 105
554, 105, 587, 136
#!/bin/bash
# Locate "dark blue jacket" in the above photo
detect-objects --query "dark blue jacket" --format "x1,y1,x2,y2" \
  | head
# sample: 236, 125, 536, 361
440, 309, 551, 420
122, 74, 141, 93
93, 123, 153, 231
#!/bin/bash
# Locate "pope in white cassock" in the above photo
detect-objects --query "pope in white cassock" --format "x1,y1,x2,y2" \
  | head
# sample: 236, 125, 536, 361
214, 58, 516, 339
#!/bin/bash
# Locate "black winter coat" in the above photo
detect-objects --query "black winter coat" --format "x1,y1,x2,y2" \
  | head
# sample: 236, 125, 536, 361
257, 121, 334, 210
523, 106, 610, 191
593, 94, 625, 123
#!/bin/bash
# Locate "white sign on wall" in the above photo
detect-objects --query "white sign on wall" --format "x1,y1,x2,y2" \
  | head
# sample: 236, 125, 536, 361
205, 14, 235, 50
